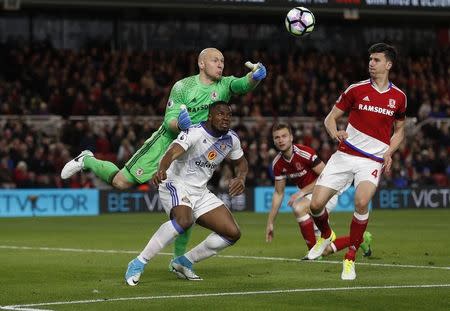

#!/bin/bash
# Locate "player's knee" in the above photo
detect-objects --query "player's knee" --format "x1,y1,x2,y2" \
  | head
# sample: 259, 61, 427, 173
354, 197, 370, 211
111, 173, 133, 190
173, 216, 194, 231
310, 198, 324, 214
227, 226, 241, 242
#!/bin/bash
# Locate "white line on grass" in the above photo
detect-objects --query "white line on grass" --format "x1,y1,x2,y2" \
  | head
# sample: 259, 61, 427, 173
1, 284, 450, 311
1, 245, 449, 271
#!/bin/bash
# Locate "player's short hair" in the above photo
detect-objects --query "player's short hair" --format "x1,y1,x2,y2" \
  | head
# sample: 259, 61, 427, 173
368, 43, 397, 64
272, 123, 292, 134
209, 101, 230, 113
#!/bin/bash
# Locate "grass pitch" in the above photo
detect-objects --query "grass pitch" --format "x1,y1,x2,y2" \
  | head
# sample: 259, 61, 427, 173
1, 210, 449, 310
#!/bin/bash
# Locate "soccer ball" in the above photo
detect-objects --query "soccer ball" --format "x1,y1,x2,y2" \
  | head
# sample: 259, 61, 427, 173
285, 7, 315, 37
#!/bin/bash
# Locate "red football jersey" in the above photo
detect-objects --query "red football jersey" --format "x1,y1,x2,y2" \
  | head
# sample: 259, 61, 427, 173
272, 144, 321, 188
335, 79, 407, 162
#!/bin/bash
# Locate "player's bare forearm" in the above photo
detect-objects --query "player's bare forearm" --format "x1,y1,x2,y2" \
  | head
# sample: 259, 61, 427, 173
153, 143, 186, 185
268, 191, 284, 223
325, 106, 347, 142
233, 156, 248, 183
267, 180, 285, 224
300, 180, 316, 196
386, 120, 405, 156
383, 120, 405, 174
229, 156, 248, 196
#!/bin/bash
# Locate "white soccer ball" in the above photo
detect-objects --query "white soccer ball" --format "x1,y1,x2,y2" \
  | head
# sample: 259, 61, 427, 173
285, 7, 315, 37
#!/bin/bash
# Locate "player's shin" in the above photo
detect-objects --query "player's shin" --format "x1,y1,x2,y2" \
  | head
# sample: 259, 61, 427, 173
184, 232, 236, 263
310, 208, 332, 238
83, 156, 120, 184
173, 226, 193, 257
345, 212, 369, 261
297, 214, 317, 249
138, 219, 185, 263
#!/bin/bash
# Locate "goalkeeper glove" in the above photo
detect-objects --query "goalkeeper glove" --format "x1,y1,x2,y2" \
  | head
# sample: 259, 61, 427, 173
245, 61, 267, 81
177, 105, 191, 131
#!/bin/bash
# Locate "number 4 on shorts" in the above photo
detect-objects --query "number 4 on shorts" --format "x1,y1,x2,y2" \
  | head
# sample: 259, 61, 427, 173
371, 169, 378, 178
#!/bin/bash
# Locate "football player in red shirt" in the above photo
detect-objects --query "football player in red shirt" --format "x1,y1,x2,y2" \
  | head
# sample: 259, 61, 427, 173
265, 123, 372, 258
307, 43, 406, 280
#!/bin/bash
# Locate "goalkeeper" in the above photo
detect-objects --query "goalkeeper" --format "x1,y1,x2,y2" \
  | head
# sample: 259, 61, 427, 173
61, 47, 266, 262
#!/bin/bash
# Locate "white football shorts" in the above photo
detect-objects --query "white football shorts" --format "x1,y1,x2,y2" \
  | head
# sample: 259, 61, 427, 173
159, 180, 225, 220
316, 151, 383, 191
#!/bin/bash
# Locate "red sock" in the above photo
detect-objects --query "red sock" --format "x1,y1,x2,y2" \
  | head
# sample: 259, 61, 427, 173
311, 209, 331, 238
345, 214, 369, 261
298, 217, 316, 250
332, 236, 350, 252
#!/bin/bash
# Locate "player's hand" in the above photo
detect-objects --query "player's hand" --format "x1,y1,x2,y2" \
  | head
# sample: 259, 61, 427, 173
266, 223, 274, 242
333, 130, 348, 142
245, 61, 267, 81
383, 152, 393, 174
288, 191, 305, 207
151, 169, 167, 186
229, 177, 245, 196
177, 105, 191, 131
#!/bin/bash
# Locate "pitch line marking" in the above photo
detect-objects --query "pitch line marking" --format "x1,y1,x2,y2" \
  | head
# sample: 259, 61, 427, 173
1, 245, 449, 271
1, 284, 450, 311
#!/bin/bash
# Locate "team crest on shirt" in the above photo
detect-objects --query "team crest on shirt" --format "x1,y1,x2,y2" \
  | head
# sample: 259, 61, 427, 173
388, 99, 396, 109
136, 168, 144, 176
295, 163, 303, 170
211, 91, 218, 100
207, 151, 217, 160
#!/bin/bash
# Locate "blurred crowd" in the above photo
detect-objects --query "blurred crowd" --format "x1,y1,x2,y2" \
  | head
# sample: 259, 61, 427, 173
0, 42, 449, 189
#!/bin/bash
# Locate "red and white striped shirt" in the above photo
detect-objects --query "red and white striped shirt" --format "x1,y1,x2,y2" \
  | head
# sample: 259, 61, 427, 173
335, 79, 407, 162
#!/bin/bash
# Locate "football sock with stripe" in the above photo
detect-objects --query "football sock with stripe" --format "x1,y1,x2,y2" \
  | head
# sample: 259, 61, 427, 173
185, 233, 235, 263
139, 219, 184, 262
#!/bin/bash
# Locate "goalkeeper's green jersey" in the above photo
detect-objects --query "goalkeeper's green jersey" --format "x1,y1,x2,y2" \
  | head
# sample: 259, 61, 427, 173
123, 73, 255, 183
162, 74, 254, 138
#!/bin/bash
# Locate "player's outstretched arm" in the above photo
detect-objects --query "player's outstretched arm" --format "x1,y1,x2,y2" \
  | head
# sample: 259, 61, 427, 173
229, 62, 267, 95
151, 143, 186, 185
266, 179, 286, 242
245, 61, 267, 83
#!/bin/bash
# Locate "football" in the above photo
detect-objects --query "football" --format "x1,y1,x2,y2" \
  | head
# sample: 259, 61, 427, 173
285, 7, 315, 37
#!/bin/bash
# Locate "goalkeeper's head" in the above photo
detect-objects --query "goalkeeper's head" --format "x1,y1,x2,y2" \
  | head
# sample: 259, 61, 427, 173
198, 48, 224, 83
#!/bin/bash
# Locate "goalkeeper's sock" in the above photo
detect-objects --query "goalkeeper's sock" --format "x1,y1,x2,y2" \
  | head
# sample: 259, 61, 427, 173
173, 226, 193, 257
83, 156, 120, 184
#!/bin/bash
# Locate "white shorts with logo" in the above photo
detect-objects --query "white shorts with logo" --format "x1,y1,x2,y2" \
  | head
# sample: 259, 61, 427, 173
305, 193, 338, 213
159, 180, 225, 220
316, 151, 383, 191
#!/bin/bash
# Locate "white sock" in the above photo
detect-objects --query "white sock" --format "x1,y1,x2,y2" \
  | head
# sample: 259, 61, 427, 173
185, 233, 234, 263
139, 220, 182, 262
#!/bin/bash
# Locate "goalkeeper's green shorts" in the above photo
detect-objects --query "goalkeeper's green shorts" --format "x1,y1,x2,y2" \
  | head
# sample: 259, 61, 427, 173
122, 126, 174, 184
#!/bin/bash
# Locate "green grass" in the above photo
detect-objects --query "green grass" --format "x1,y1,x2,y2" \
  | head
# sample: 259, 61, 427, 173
1, 210, 449, 310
